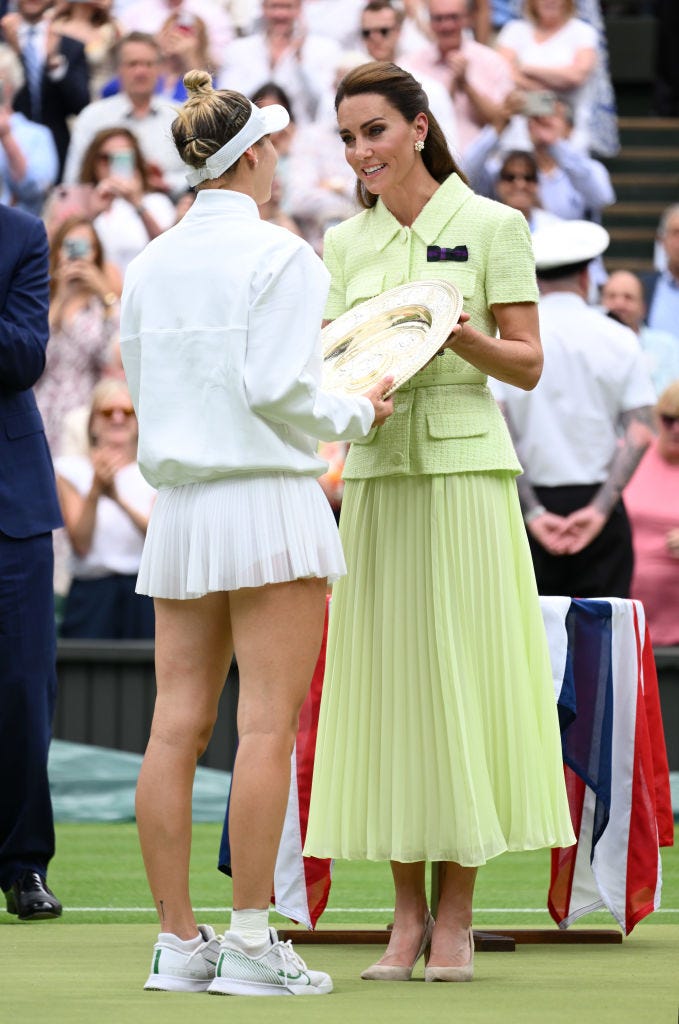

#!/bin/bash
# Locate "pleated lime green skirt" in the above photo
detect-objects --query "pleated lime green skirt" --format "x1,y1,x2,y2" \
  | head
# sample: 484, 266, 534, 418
304, 472, 576, 866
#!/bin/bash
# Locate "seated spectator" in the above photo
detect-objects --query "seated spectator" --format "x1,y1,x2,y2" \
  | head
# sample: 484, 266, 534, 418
601, 271, 679, 398
155, 10, 212, 102
464, 94, 614, 221
641, 204, 679, 342
118, 0, 232, 71
358, 0, 460, 155
493, 149, 562, 232
55, 378, 156, 640
101, 10, 213, 101
625, 381, 679, 647
51, 0, 122, 99
495, 0, 598, 153
0, 0, 90, 177
218, 0, 341, 124
407, 0, 514, 154
35, 214, 120, 458
62, 32, 187, 197
0, 41, 58, 214
78, 126, 176, 275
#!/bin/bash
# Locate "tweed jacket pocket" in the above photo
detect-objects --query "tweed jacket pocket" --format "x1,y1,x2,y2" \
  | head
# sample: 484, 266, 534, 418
426, 413, 488, 440
346, 272, 387, 310
416, 265, 477, 302
351, 425, 379, 446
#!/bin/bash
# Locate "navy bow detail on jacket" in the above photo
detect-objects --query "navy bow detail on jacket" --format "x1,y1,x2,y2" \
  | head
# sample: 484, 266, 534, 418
427, 245, 468, 262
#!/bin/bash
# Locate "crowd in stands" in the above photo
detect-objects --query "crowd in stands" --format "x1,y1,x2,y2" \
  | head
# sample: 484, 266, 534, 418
0, 0, 677, 643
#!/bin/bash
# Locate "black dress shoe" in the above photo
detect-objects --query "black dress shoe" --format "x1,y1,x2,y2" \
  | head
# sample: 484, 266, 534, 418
4, 871, 62, 920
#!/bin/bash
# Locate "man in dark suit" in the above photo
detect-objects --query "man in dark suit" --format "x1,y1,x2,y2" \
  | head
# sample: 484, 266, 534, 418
0, 203, 64, 919
0, 0, 89, 178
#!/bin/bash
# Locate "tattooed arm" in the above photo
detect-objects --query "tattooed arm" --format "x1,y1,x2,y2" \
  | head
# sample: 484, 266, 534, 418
560, 405, 656, 555
498, 399, 572, 555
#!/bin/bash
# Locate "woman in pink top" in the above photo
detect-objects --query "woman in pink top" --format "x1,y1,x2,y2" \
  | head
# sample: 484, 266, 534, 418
625, 380, 679, 646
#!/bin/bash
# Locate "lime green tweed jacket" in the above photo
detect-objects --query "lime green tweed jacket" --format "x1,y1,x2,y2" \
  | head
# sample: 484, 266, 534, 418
323, 173, 538, 479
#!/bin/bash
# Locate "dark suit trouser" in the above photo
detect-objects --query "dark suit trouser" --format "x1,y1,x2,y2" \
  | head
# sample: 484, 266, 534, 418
528, 484, 633, 599
0, 531, 57, 891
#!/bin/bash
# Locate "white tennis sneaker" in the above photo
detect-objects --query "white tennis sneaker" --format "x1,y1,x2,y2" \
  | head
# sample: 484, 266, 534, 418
207, 927, 333, 996
144, 924, 222, 992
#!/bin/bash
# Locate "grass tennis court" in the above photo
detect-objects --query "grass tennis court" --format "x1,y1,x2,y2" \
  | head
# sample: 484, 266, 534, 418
2, 824, 678, 1023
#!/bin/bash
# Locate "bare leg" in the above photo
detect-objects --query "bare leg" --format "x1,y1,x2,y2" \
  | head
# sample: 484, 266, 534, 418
135, 593, 232, 939
228, 577, 327, 910
428, 862, 477, 967
372, 861, 429, 966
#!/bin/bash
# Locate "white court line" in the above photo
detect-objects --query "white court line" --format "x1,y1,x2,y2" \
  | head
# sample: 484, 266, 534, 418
8, 907, 677, 914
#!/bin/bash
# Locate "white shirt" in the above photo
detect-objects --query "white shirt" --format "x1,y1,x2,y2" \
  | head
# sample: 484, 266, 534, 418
217, 32, 341, 124
55, 456, 155, 577
62, 93, 187, 198
492, 292, 656, 487
94, 192, 176, 275
120, 189, 374, 489
495, 17, 598, 152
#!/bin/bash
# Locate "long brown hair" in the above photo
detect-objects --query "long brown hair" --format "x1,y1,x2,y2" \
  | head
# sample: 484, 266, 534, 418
48, 216, 105, 299
335, 61, 468, 210
78, 126, 150, 191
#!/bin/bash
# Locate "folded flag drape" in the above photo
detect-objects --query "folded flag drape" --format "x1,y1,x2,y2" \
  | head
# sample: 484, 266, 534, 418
546, 598, 673, 935
219, 596, 673, 934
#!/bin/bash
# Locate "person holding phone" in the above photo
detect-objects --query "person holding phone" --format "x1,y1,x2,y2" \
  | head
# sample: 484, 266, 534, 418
35, 215, 120, 461
156, 10, 213, 102
77, 125, 175, 274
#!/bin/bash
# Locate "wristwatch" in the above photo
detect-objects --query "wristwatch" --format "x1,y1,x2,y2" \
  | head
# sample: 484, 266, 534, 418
523, 504, 547, 524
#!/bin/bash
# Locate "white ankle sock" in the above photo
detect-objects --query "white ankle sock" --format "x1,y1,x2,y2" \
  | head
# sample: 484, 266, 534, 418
159, 931, 202, 949
230, 908, 270, 950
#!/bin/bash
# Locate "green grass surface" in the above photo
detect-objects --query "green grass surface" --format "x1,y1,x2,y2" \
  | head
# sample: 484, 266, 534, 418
3, 925, 678, 1024
2, 825, 678, 1023
20, 822, 677, 928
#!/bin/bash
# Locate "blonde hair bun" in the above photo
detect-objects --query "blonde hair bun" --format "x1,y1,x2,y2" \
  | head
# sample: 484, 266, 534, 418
183, 69, 213, 96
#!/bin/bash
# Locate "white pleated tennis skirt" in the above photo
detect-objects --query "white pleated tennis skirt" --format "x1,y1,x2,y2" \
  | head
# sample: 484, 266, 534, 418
136, 473, 346, 599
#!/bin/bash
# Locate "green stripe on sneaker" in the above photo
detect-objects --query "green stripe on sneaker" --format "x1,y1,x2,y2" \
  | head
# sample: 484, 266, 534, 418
152, 949, 162, 975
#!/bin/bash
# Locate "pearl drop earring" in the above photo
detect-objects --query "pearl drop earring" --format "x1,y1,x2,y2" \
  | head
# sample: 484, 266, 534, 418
414, 139, 425, 152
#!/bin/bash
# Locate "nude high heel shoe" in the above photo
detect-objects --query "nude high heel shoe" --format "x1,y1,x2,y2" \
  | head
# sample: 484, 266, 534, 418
424, 927, 474, 982
361, 912, 435, 981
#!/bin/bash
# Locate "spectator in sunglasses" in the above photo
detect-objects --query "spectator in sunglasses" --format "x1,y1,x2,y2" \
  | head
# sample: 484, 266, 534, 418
359, 1, 459, 153
55, 378, 156, 639
625, 380, 679, 646
493, 149, 561, 232
463, 96, 614, 226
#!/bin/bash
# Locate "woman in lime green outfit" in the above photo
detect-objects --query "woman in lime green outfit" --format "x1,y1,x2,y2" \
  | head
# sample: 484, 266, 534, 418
303, 62, 575, 983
